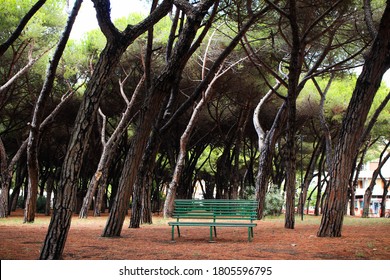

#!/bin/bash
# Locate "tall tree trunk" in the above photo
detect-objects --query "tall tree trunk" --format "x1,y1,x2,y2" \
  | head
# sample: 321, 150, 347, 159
256, 103, 287, 219
318, 2, 390, 237
9, 161, 27, 214
130, 121, 163, 228
231, 107, 251, 199
39, 0, 174, 258
24, 0, 82, 223
283, 0, 306, 230
40, 40, 139, 256
79, 75, 145, 219
129, 0, 160, 228
103, 90, 168, 236
103, 0, 218, 235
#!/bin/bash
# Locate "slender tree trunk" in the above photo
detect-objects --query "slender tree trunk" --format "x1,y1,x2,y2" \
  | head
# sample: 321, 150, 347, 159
256, 103, 287, 219
349, 141, 370, 216
164, 96, 206, 216
298, 140, 322, 216
0, 138, 9, 217
362, 144, 390, 218
130, 0, 160, 228
231, 107, 250, 199
9, 161, 27, 214
318, 2, 390, 237
24, 0, 82, 223
314, 145, 326, 216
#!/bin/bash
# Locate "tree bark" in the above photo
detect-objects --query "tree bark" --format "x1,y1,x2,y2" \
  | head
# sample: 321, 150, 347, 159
39, 0, 173, 258
79, 74, 145, 219
317, 1, 390, 237
256, 103, 287, 219
24, 0, 82, 224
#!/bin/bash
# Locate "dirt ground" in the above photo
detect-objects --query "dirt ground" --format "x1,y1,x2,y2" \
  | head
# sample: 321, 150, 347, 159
1, 210, 389, 260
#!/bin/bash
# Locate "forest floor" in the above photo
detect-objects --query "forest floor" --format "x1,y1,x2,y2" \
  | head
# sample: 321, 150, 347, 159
0, 209, 389, 260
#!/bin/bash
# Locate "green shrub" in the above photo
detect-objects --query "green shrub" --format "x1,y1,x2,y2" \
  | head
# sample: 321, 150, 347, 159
36, 196, 46, 213
264, 188, 284, 216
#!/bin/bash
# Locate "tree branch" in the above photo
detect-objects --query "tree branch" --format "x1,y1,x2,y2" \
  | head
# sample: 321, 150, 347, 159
0, 0, 46, 57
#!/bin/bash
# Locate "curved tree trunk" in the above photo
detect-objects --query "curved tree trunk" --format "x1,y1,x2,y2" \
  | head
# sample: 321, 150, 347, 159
255, 103, 287, 219
24, 0, 82, 223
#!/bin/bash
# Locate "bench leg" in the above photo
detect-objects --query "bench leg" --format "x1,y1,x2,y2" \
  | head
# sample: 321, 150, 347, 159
247, 227, 255, 242
209, 226, 213, 242
213, 226, 217, 237
171, 226, 175, 241
176, 225, 181, 237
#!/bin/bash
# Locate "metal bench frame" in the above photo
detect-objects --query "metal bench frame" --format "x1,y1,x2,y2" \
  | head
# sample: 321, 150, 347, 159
168, 199, 258, 242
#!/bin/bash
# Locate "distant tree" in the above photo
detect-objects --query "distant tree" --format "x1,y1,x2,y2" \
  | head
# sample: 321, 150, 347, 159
362, 140, 390, 218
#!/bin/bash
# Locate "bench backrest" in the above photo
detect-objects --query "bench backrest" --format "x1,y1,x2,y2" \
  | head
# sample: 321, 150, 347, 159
172, 199, 258, 222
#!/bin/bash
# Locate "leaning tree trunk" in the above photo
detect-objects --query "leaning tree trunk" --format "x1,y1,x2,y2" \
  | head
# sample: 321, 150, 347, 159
24, 0, 81, 224
79, 75, 145, 219
318, 2, 390, 237
40, 42, 126, 259
102, 89, 168, 236
39, 0, 174, 259
103, 0, 218, 235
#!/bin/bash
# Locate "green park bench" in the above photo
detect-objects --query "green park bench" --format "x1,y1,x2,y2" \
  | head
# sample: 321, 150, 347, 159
168, 199, 258, 242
